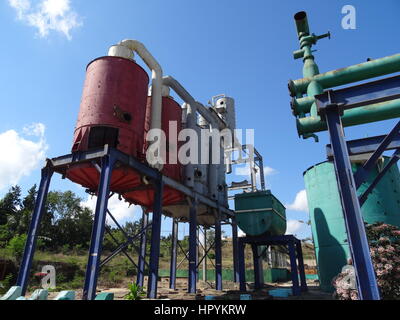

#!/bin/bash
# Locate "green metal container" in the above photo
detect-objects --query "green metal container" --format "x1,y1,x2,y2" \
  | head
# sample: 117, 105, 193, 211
234, 191, 287, 237
304, 159, 400, 292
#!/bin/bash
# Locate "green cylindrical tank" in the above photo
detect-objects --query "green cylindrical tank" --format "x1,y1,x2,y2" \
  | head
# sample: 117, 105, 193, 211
304, 158, 400, 292
234, 190, 287, 237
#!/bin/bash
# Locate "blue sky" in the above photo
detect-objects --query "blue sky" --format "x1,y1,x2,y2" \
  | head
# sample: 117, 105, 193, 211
0, 0, 399, 240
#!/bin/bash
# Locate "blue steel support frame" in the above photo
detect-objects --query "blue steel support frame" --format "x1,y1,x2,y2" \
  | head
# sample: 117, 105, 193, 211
188, 199, 198, 293
353, 120, 400, 189
326, 128, 400, 206
214, 209, 223, 291
147, 178, 164, 299
288, 241, 301, 296
359, 148, 400, 206
231, 218, 240, 283
15, 145, 235, 300
326, 133, 400, 159
103, 226, 139, 269
238, 240, 246, 292
137, 209, 149, 288
251, 245, 264, 290
83, 152, 116, 300
296, 240, 308, 292
169, 218, 178, 290
237, 235, 306, 296
322, 103, 380, 300
17, 165, 54, 296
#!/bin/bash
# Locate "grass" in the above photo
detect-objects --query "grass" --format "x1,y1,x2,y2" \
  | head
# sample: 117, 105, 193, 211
0, 241, 317, 293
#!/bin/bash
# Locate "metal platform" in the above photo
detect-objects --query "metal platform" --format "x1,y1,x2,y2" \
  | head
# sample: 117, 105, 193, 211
237, 235, 308, 296
16, 145, 239, 300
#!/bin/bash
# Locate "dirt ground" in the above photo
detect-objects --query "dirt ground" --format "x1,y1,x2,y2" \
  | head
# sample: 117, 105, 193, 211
45, 278, 333, 300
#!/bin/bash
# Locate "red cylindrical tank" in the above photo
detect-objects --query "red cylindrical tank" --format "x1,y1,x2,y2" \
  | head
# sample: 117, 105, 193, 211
123, 96, 185, 208
66, 56, 149, 192
72, 56, 149, 157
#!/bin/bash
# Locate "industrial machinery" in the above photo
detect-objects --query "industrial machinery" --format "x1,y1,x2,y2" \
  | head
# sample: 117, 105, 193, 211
15, 40, 242, 300
289, 11, 400, 300
304, 157, 400, 292
235, 191, 286, 237
228, 146, 308, 296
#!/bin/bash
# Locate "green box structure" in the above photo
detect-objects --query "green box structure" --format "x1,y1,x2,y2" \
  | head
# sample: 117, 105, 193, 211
304, 158, 400, 292
234, 191, 287, 237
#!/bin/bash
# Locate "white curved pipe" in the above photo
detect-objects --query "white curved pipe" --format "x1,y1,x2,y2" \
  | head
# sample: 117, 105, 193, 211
109, 40, 163, 169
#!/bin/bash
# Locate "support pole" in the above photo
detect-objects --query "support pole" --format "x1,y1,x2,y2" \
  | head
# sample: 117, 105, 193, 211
83, 154, 115, 300
354, 120, 400, 188
214, 210, 223, 291
251, 245, 264, 290
188, 199, 197, 294
324, 104, 380, 300
232, 218, 240, 283
137, 209, 149, 288
296, 240, 308, 292
147, 179, 164, 299
359, 148, 400, 206
238, 239, 246, 292
169, 218, 178, 290
202, 228, 207, 282
288, 240, 301, 296
17, 166, 53, 296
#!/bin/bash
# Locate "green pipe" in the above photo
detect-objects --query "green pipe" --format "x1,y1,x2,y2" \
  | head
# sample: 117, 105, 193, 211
294, 11, 310, 36
290, 53, 400, 96
291, 96, 314, 115
297, 98, 400, 136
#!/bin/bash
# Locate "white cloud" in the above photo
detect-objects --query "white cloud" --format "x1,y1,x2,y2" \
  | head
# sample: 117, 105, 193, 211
234, 164, 277, 180
8, 0, 82, 40
0, 123, 48, 191
286, 189, 309, 212
81, 194, 140, 226
286, 220, 305, 236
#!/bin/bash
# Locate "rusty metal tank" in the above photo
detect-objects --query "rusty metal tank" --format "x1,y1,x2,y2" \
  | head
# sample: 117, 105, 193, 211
67, 56, 149, 193
122, 96, 185, 208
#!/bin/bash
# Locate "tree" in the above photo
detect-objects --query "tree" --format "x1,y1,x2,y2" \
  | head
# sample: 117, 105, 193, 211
44, 191, 93, 250
7, 234, 27, 264
0, 186, 22, 226
15, 185, 37, 235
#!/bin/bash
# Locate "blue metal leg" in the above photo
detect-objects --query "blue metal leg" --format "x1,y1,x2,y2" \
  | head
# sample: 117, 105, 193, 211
170, 218, 178, 290
188, 201, 197, 294
296, 240, 308, 292
214, 211, 223, 291
17, 166, 53, 296
147, 179, 164, 299
83, 154, 116, 300
325, 105, 380, 300
238, 239, 246, 292
354, 120, 400, 188
136, 209, 149, 288
232, 218, 240, 283
251, 245, 264, 290
359, 148, 400, 206
288, 240, 301, 296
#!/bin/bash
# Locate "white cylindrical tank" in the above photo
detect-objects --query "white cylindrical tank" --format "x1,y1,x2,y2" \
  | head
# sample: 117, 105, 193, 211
214, 96, 236, 131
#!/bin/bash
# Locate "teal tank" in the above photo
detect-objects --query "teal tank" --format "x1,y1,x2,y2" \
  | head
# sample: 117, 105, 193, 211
234, 190, 287, 237
304, 158, 400, 292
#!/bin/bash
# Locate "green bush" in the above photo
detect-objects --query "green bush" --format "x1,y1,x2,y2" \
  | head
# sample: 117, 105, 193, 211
0, 274, 13, 294
7, 234, 27, 263
61, 244, 70, 255
125, 283, 145, 300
